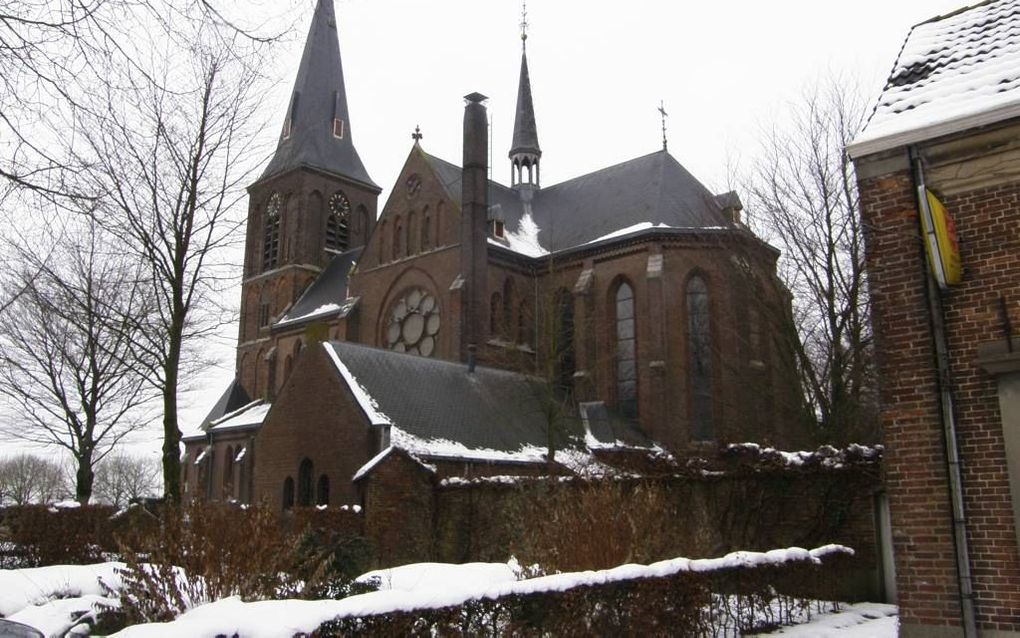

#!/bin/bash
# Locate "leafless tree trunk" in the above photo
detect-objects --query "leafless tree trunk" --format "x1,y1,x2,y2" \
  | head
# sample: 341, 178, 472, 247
0, 218, 158, 502
0, 453, 69, 505
71, 14, 273, 503
743, 79, 877, 444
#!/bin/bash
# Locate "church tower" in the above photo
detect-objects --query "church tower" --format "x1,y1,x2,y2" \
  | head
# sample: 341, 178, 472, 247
237, 0, 380, 400
509, 15, 541, 191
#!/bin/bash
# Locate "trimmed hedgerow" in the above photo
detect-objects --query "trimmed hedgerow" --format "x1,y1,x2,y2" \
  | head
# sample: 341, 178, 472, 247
314, 547, 854, 637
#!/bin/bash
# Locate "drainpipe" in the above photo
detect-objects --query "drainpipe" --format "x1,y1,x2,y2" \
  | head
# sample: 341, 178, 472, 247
909, 147, 977, 638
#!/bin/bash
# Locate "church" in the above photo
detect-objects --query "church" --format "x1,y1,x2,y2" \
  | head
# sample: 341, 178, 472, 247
182, 0, 809, 508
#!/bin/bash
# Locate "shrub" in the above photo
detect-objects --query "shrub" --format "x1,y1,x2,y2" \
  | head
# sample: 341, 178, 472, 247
114, 502, 374, 624
314, 548, 854, 637
3, 504, 118, 566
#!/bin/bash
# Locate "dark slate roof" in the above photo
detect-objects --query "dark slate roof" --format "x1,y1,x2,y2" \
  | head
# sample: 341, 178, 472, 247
533, 150, 732, 250
420, 151, 526, 225
850, 0, 1020, 156
199, 379, 252, 431
421, 148, 732, 255
325, 341, 589, 454
510, 49, 541, 158
277, 247, 361, 327
258, 0, 378, 189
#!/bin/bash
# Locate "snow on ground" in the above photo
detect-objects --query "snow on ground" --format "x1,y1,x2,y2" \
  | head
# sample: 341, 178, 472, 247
7, 594, 119, 637
0, 557, 897, 637
111, 561, 522, 638
0, 563, 123, 617
749, 602, 898, 637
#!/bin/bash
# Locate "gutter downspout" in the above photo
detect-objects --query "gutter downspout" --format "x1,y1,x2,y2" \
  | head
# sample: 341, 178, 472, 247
910, 147, 978, 638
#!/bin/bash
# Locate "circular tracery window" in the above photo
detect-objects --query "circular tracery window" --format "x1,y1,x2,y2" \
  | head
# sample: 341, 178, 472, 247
385, 288, 440, 357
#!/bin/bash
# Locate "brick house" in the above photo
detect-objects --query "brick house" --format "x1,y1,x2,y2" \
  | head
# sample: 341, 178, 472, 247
182, 0, 810, 509
847, 2, 1020, 636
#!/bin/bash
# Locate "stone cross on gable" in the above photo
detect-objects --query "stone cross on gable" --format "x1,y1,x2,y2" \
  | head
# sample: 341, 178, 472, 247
412, 125, 423, 142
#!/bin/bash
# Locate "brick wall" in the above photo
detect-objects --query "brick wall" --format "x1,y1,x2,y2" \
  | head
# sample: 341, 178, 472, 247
855, 125, 1020, 635
253, 344, 379, 510
358, 459, 881, 601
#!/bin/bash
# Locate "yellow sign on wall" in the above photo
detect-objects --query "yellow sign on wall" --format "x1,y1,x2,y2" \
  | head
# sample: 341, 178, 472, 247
919, 189, 962, 288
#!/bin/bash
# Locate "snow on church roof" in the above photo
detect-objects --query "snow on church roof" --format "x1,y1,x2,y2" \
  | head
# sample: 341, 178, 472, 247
208, 400, 271, 432
849, 0, 1020, 157
322, 341, 653, 481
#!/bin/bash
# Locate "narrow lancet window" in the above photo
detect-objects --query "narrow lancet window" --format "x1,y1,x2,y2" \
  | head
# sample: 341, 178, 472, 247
615, 282, 638, 418
687, 276, 714, 439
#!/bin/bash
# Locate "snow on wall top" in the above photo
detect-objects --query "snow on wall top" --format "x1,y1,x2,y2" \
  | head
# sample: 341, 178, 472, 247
850, 0, 1020, 157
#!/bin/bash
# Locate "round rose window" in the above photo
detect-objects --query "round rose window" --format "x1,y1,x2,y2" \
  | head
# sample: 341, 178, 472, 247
385, 288, 440, 357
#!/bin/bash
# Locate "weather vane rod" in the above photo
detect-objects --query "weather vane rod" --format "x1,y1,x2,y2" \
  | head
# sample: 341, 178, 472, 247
658, 100, 669, 152
520, 0, 529, 48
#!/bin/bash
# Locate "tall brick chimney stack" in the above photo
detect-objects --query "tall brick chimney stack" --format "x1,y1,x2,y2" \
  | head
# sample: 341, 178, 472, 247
460, 92, 489, 363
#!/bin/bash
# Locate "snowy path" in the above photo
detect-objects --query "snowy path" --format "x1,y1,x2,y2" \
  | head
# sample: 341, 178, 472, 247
749, 602, 898, 637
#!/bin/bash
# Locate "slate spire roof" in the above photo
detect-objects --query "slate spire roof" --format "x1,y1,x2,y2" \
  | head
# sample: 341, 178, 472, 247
849, 0, 1020, 157
510, 48, 541, 159
258, 0, 378, 189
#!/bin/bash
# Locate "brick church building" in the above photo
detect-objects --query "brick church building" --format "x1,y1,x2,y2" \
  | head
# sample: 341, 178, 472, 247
182, 0, 809, 509
848, 1, 1020, 636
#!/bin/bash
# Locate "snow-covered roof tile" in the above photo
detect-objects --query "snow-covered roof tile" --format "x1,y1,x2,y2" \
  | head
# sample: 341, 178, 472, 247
208, 400, 271, 432
275, 248, 361, 329
322, 343, 393, 426
850, 0, 1020, 157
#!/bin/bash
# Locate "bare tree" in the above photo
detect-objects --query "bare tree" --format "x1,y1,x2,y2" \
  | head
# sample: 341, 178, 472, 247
0, 0, 109, 201
93, 453, 161, 507
71, 15, 274, 503
0, 218, 158, 502
743, 79, 876, 444
0, 0, 285, 201
0, 453, 69, 505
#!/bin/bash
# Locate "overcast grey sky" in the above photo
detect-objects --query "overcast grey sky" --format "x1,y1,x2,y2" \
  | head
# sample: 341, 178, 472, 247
12, 0, 970, 459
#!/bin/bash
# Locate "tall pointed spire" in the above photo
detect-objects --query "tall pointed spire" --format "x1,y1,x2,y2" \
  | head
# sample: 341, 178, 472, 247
258, 0, 377, 188
509, 1, 541, 189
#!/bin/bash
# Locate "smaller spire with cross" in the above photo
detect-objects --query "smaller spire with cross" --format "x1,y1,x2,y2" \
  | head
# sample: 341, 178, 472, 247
658, 100, 669, 152
520, 0, 529, 47
412, 125, 423, 144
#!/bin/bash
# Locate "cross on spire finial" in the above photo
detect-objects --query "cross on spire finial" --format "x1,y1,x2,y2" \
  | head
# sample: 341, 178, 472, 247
658, 100, 669, 152
412, 125, 423, 143
520, 0, 529, 47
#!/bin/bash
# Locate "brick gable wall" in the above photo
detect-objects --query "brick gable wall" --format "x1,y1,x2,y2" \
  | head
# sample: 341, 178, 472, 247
855, 125, 1020, 635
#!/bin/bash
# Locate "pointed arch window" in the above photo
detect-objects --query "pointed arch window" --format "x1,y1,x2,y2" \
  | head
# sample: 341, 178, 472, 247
223, 446, 234, 498
518, 298, 533, 347
283, 476, 295, 510
554, 289, 576, 394
316, 475, 329, 506
490, 293, 503, 336
421, 206, 431, 251
326, 191, 351, 252
687, 275, 714, 439
356, 205, 369, 238
502, 279, 515, 340
392, 217, 402, 260
297, 458, 313, 507
435, 201, 444, 247
263, 193, 282, 271
614, 281, 638, 418
407, 210, 417, 256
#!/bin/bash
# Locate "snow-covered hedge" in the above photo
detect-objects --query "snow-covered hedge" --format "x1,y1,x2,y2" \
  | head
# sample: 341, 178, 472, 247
315, 545, 856, 636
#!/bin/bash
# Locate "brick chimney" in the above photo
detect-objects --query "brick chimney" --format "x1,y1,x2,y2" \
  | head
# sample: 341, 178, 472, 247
460, 92, 489, 363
